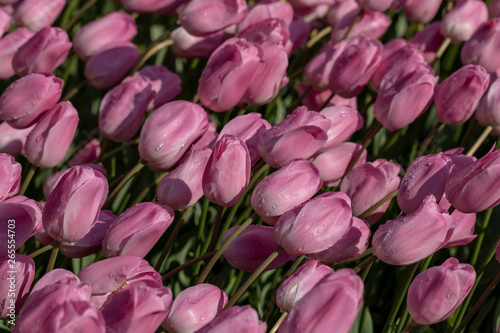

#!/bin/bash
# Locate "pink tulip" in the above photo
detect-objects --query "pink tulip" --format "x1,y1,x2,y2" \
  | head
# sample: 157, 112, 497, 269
0, 8, 9, 38
171, 27, 224, 59
331, 11, 391, 43
237, 1, 293, 34
440, 0, 488, 44
29, 269, 83, 294
408, 257, 476, 324
373, 195, 453, 265
477, 76, 500, 135
409, 22, 446, 63
73, 11, 137, 61
102, 202, 174, 258
491, 0, 500, 18
356, 0, 393, 12
319, 105, 363, 151
132, 65, 182, 110
0, 123, 33, 156
120, 0, 185, 14
0, 255, 34, 319
461, 19, 500, 73
251, 160, 322, 225
43, 163, 107, 198
0, 28, 35, 79
13, 0, 65, 31
404, 0, 442, 23
296, 82, 357, 111
3, 195, 42, 237
237, 18, 291, 53
0, 153, 21, 202
0, 202, 37, 255
202, 135, 251, 207
326, 0, 361, 36
289, 17, 311, 53
305, 42, 346, 91
196, 305, 266, 333
443, 208, 477, 248
42, 165, 108, 243
435, 64, 490, 125
68, 139, 101, 166
0, 73, 63, 129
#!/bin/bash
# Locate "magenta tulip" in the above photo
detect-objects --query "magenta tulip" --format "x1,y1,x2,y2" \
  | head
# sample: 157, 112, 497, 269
132, 65, 182, 110
0, 153, 21, 202
3, 195, 43, 237
43, 163, 107, 198
296, 82, 357, 111
196, 305, 266, 333
461, 19, 500, 73
0, 202, 37, 255
0, 28, 35, 79
120, 0, 185, 14
356, 0, 392, 12
0, 123, 33, 156
68, 139, 101, 166
409, 22, 446, 63
476, 76, 500, 135
319, 106, 363, 150
170, 27, 224, 59
13, 0, 65, 31
440, 0, 488, 44
0, 255, 34, 319
305, 42, 346, 91
403, 0, 442, 23
332, 11, 391, 43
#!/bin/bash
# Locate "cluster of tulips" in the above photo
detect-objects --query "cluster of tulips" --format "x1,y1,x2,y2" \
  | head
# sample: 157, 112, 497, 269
1, 0, 500, 332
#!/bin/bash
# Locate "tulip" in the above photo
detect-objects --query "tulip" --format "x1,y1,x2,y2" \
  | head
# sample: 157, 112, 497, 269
326, 0, 361, 37
477, 77, 500, 135
102, 202, 174, 258
258, 106, 330, 168
276, 260, 333, 312
101, 284, 173, 333
237, 18, 291, 53
0, 255, 34, 319
221, 225, 294, 272
0, 73, 63, 129
403, 0, 442, 23
434, 65, 489, 126
171, 27, 224, 59
440, 0, 488, 44
139, 100, 209, 171
373, 195, 453, 265
318, 107, 365, 147
408, 257, 476, 324
59, 210, 116, 258
13, 0, 65, 31
356, 0, 392, 12
491, 0, 500, 18
373, 62, 438, 131
331, 11, 391, 43
132, 65, 182, 110
4, 195, 43, 237
281, 269, 363, 333
218, 113, 271, 165
29, 268, 84, 295
43, 163, 107, 198
0, 28, 35, 79
251, 160, 322, 225
202, 135, 251, 207
196, 305, 266, 333
179, 0, 247, 36
305, 42, 346, 91
120, 0, 184, 14
289, 18, 310, 53
12, 27, 71, 76
397, 153, 453, 214
310, 142, 367, 186
78, 256, 163, 308
461, 19, 500, 73
0, 8, 9, 38
237, 1, 293, 34
442, 208, 477, 248
0, 153, 21, 202
85, 42, 140, 89
309, 217, 371, 264
99, 76, 155, 142
157, 148, 212, 211
68, 139, 101, 166
328, 36, 382, 98
73, 11, 137, 61
0, 202, 37, 255
42, 165, 108, 243
296, 82, 357, 111
409, 22, 446, 63
0, 123, 33, 156
185, 118, 218, 155
198, 38, 262, 112
342, 159, 402, 223
164, 284, 227, 333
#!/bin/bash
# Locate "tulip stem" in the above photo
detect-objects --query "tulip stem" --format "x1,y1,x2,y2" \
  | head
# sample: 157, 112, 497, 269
28, 244, 53, 259
353, 254, 376, 273
131, 32, 173, 74
130, 172, 167, 207
401, 319, 416, 333
104, 160, 146, 209
19, 164, 37, 196
415, 121, 443, 159
225, 248, 282, 309
459, 118, 477, 148
207, 206, 226, 253
46, 242, 60, 273
454, 271, 500, 333
333, 247, 373, 269
162, 251, 215, 281
359, 189, 398, 223
98, 138, 140, 162
435, 37, 452, 61
62, 0, 98, 31
155, 206, 194, 272
269, 312, 288, 333
62, 79, 88, 101
306, 26, 332, 48
0, 322, 11, 331
319, 91, 335, 111
466, 126, 493, 156
196, 216, 255, 285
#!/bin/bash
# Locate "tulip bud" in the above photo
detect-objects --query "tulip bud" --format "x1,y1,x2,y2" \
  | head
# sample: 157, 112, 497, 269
132, 65, 182, 110
0, 202, 37, 255
0, 28, 35, 79
409, 22, 446, 63
85, 42, 140, 89
408, 257, 476, 324
305, 42, 346, 91
442, 208, 477, 248
491, 0, 500, 18
139, 101, 209, 171
373, 195, 453, 265
289, 18, 310, 53
120, 0, 184, 14
403, 0, 442, 23
0, 153, 21, 201
43, 163, 107, 198
276, 260, 333, 313
326, 0, 361, 36
196, 305, 266, 333
198, 38, 262, 112
4, 195, 43, 237
296, 82, 357, 111
331, 11, 391, 44
237, 2, 293, 34
68, 139, 101, 166
251, 160, 322, 225
440, 0, 488, 44
164, 284, 227, 333
78, 256, 163, 308
328, 36, 382, 98
258, 106, 330, 168
171, 27, 224, 59
102, 202, 174, 258
435, 64, 489, 126
202, 135, 251, 207
179, 0, 247, 36
42, 165, 108, 243
319, 105, 365, 148
73, 11, 137, 61
30, 268, 83, 294
0, 8, 9, 38
0, 73, 63, 129
477, 77, 500, 135
13, 0, 65, 31
342, 159, 402, 223
356, 0, 393, 12
12, 27, 71, 76
461, 19, 500, 73
0, 123, 33, 156
0, 254, 34, 318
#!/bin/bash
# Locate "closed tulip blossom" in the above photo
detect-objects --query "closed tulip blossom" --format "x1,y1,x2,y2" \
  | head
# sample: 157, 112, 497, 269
0, 73, 63, 129
102, 202, 174, 258
237, 1, 293, 34
202, 135, 251, 207
0, 28, 35, 79
236, 18, 290, 50
0, 202, 37, 255
68, 139, 101, 166
43, 163, 107, 198
296, 83, 357, 111
356, 0, 393, 12
461, 19, 500, 73
410, 22, 446, 63
0, 123, 33, 156
477, 77, 500, 135
408, 257, 476, 324
251, 160, 322, 225
131, 65, 182, 110
326, 0, 361, 38
440, 0, 488, 44
0, 9, 9, 38
341, 159, 402, 224
373, 195, 453, 265
491, 0, 500, 18
443, 208, 477, 248
120, 0, 185, 14
403, 0, 442, 23
305, 42, 346, 91
258, 106, 330, 168
164, 284, 227, 333
332, 11, 391, 43
276, 260, 333, 312
196, 305, 266, 333
13, 0, 65, 31
434, 65, 489, 126
0, 153, 21, 202
73, 11, 137, 61
3, 195, 43, 237
170, 27, 224, 59
319, 106, 363, 151
0, 255, 34, 319
275, 192, 353, 256
42, 165, 108, 243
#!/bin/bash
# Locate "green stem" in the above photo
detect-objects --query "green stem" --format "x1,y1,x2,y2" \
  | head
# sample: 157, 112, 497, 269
415, 121, 443, 159
332, 248, 373, 269
401, 319, 416, 333
459, 118, 477, 148
104, 161, 145, 209
466, 126, 493, 156
62, 0, 98, 31
162, 251, 215, 281
46, 242, 60, 273
130, 172, 167, 207
131, 39, 173, 74
353, 254, 376, 273
207, 206, 225, 253
19, 164, 37, 196
61, 79, 88, 101
98, 138, 140, 162
0, 322, 11, 331
28, 244, 53, 258
306, 26, 333, 48
192, 199, 210, 277
358, 189, 398, 222
435, 37, 451, 61
270, 312, 288, 333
